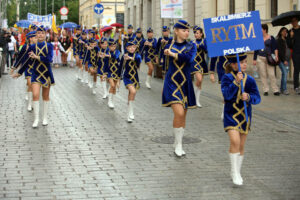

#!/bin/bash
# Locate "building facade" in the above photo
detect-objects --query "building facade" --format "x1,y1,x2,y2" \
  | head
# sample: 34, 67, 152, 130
125, 0, 299, 37
79, 0, 125, 28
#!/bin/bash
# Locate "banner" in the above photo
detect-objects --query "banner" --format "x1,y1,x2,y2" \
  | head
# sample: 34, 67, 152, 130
203, 11, 264, 58
27, 13, 53, 27
160, 0, 183, 19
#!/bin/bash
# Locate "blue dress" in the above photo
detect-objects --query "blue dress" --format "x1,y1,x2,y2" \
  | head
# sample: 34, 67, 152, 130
191, 38, 208, 75
143, 38, 157, 63
121, 52, 142, 89
97, 47, 109, 77
210, 56, 229, 83
13, 43, 34, 79
29, 41, 54, 88
221, 72, 261, 134
162, 41, 197, 109
123, 33, 136, 52
86, 46, 99, 69
72, 34, 81, 56
155, 36, 173, 72
79, 37, 88, 60
107, 49, 121, 80
132, 36, 145, 55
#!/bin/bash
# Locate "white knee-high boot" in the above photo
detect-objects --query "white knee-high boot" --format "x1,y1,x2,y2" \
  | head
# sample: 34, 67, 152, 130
221, 103, 224, 120
42, 101, 49, 126
85, 71, 89, 84
229, 153, 243, 186
108, 93, 114, 108
195, 86, 202, 108
127, 101, 134, 122
81, 70, 84, 83
237, 154, 244, 183
27, 92, 33, 111
25, 88, 29, 100
173, 127, 185, 157
77, 68, 81, 80
173, 127, 185, 156
32, 101, 39, 128
92, 81, 96, 94
102, 81, 108, 99
145, 75, 151, 89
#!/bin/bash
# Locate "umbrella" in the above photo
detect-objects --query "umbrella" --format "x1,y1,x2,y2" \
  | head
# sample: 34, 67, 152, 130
60, 22, 78, 29
272, 11, 300, 26
110, 23, 124, 28
101, 26, 113, 32
16, 20, 31, 28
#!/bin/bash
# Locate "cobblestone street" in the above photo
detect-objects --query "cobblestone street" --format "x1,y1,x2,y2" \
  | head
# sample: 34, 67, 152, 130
0, 66, 300, 200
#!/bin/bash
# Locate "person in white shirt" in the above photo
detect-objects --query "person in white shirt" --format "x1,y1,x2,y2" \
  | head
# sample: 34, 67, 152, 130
7, 31, 17, 68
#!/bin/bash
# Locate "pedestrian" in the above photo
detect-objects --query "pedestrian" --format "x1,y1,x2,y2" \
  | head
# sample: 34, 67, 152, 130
209, 55, 229, 119
162, 20, 197, 157
132, 28, 145, 54
120, 41, 142, 123
287, 17, 300, 94
51, 35, 66, 68
253, 24, 280, 96
11, 31, 37, 111
73, 26, 82, 80
6, 31, 17, 69
97, 37, 110, 99
86, 38, 99, 94
60, 30, 71, 66
191, 26, 208, 108
143, 27, 157, 89
276, 27, 291, 95
107, 38, 121, 109
155, 26, 173, 76
14, 26, 54, 128
221, 53, 261, 186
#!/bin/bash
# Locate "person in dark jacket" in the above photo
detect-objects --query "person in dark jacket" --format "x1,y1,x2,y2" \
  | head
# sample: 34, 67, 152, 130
287, 17, 300, 94
276, 27, 291, 95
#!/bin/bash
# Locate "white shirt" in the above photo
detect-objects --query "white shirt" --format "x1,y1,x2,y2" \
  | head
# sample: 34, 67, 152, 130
8, 35, 16, 51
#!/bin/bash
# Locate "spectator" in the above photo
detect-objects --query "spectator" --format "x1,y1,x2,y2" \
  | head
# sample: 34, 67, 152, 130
0, 30, 12, 73
287, 17, 300, 94
253, 24, 280, 96
6, 31, 17, 69
60, 30, 71, 66
51, 35, 65, 68
276, 27, 291, 95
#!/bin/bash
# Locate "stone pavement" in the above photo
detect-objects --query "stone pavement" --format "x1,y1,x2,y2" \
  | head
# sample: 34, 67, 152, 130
0, 65, 299, 200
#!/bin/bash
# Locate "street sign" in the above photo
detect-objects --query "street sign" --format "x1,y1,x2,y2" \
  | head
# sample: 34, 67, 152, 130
94, 4, 104, 15
60, 6, 69, 16
203, 11, 264, 58
61, 15, 68, 20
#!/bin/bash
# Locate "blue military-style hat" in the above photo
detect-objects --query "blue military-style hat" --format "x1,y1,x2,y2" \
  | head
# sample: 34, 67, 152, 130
89, 38, 98, 43
174, 20, 190, 29
76, 25, 81, 30
126, 40, 136, 47
108, 38, 117, 45
89, 30, 96, 34
100, 37, 108, 43
36, 25, 46, 32
30, 24, 37, 30
136, 28, 142, 33
226, 53, 247, 63
26, 31, 36, 39
162, 26, 169, 32
128, 24, 133, 29
147, 27, 153, 33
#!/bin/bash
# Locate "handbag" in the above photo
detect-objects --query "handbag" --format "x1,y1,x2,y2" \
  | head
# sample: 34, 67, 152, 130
266, 53, 279, 66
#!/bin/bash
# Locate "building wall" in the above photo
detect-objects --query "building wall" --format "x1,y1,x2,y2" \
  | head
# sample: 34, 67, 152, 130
79, 0, 125, 28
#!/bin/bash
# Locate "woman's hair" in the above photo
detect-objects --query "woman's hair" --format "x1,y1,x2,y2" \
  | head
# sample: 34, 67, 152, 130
225, 63, 234, 74
194, 28, 205, 38
261, 24, 268, 33
276, 27, 288, 39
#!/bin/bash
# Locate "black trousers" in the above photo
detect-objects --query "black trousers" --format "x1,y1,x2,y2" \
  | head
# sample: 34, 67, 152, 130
292, 53, 300, 89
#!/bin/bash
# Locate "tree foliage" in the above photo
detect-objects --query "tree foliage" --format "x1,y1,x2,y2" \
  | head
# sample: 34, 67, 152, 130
7, 0, 79, 27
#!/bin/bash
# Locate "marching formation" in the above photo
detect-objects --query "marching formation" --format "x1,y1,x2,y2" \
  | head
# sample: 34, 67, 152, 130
10, 20, 261, 187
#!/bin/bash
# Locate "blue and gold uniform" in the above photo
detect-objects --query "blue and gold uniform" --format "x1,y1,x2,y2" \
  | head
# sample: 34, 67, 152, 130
86, 39, 99, 70
132, 28, 145, 54
191, 38, 208, 75
210, 56, 229, 83
13, 31, 36, 79
73, 26, 81, 56
107, 39, 121, 80
97, 38, 110, 77
162, 21, 197, 109
79, 32, 88, 61
121, 41, 142, 89
156, 26, 173, 72
29, 40, 54, 88
143, 27, 157, 64
221, 54, 261, 134
123, 24, 136, 52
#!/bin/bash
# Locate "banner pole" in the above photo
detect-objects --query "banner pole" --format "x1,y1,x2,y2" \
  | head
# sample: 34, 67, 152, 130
236, 53, 248, 122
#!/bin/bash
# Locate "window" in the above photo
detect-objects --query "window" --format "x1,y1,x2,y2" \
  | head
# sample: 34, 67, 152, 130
229, 0, 235, 14
271, 0, 277, 18
248, 0, 255, 11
